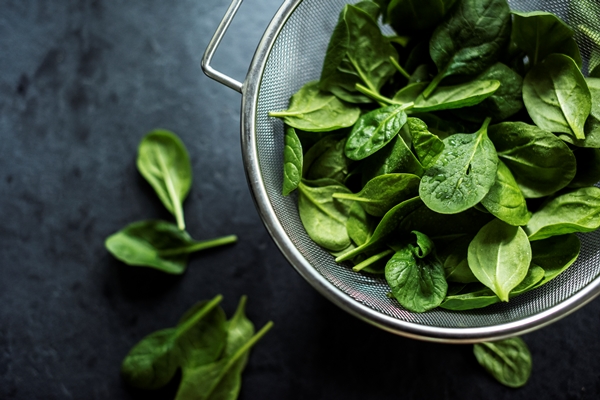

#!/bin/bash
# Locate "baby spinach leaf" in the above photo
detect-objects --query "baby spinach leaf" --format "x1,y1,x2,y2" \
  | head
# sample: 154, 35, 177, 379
269, 81, 361, 132
423, 0, 511, 97
473, 338, 532, 388
523, 54, 591, 141
468, 219, 532, 302
392, 82, 429, 104
320, 4, 398, 103
560, 78, 600, 148
480, 160, 531, 226
336, 196, 423, 262
511, 11, 582, 67
530, 234, 580, 289
385, 231, 447, 312
298, 180, 354, 251
525, 187, 600, 241
345, 104, 408, 160
569, 148, 600, 188
333, 173, 420, 216
419, 118, 498, 214
412, 80, 501, 113
346, 202, 376, 246
452, 63, 524, 122
137, 129, 192, 230
282, 126, 302, 196
488, 122, 576, 198
410, 112, 469, 138
121, 295, 227, 389
405, 118, 444, 168
437, 235, 477, 283
387, 0, 457, 35
304, 136, 352, 183
105, 220, 237, 274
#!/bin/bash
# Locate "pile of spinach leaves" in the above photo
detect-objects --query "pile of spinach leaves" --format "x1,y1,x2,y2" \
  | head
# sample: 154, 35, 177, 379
270, 0, 600, 317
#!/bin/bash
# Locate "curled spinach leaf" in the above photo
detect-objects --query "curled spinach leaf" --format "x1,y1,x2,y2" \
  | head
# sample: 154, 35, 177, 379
467, 219, 532, 302
473, 338, 532, 388
137, 129, 192, 230
282, 126, 302, 196
105, 220, 237, 274
419, 118, 498, 214
269, 81, 361, 132
523, 54, 591, 141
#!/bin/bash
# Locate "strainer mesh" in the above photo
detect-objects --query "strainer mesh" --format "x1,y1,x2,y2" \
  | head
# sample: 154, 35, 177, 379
254, 0, 600, 329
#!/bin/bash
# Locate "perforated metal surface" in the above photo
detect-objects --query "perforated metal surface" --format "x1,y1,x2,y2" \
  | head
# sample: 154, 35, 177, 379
245, 0, 600, 341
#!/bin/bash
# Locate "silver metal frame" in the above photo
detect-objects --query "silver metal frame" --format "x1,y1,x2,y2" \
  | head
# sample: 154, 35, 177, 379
203, 0, 600, 343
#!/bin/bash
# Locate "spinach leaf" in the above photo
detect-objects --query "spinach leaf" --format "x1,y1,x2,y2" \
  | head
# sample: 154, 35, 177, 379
523, 54, 591, 141
333, 173, 420, 216
298, 180, 354, 251
392, 82, 429, 104
473, 338, 532, 388
511, 11, 582, 67
345, 104, 408, 160
304, 135, 352, 183
410, 112, 469, 138
530, 234, 580, 289
488, 122, 576, 198
137, 129, 192, 230
423, 0, 511, 97
121, 295, 227, 389
468, 219, 532, 301
437, 235, 477, 283
452, 63, 524, 122
385, 231, 447, 312
419, 118, 498, 214
269, 81, 361, 132
282, 126, 302, 195
405, 117, 444, 168
346, 202, 376, 246
412, 80, 501, 112
320, 4, 398, 103
387, 0, 457, 35
336, 196, 423, 262
560, 78, 600, 148
105, 220, 237, 274
480, 160, 531, 226
569, 148, 600, 188
525, 187, 600, 241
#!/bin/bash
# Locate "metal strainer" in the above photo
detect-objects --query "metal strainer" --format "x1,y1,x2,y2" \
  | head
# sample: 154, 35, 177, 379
203, 0, 600, 343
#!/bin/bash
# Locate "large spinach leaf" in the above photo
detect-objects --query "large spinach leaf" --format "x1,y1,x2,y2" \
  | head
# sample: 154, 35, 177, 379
488, 122, 576, 198
473, 338, 532, 388
468, 219, 532, 301
419, 118, 498, 214
282, 126, 302, 195
137, 129, 192, 230
523, 54, 591, 141
423, 0, 511, 97
525, 187, 600, 241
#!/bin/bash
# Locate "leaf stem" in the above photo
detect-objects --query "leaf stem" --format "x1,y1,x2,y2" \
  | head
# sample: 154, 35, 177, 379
176, 295, 223, 337
355, 84, 414, 111
422, 71, 445, 99
353, 249, 394, 272
156, 150, 186, 230
389, 56, 411, 80
158, 235, 238, 256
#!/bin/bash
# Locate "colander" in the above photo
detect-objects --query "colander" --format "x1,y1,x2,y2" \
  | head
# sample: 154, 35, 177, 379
202, 0, 600, 343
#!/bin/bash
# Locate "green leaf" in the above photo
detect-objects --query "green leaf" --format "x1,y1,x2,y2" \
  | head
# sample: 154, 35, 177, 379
333, 173, 420, 216
387, 0, 457, 34
269, 81, 361, 132
385, 232, 447, 312
137, 129, 192, 230
282, 127, 302, 195
468, 219, 531, 302
412, 80, 501, 113
473, 338, 532, 388
523, 54, 591, 141
405, 118, 444, 168
512, 11, 582, 67
419, 118, 498, 214
525, 187, 600, 241
121, 296, 227, 389
530, 234, 581, 289
346, 202, 376, 246
560, 78, 600, 148
488, 122, 576, 198
105, 220, 237, 274
303, 135, 352, 183
320, 4, 398, 103
423, 0, 511, 97
437, 235, 478, 283
298, 180, 354, 251
345, 104, 408, 160
480, 160, 531, 226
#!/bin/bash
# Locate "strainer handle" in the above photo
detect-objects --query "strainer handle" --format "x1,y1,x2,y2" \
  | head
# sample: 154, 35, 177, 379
202, 0, 245, 93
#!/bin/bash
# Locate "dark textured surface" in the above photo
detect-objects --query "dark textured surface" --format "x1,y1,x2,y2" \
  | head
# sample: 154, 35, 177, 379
1, 1, 600, 399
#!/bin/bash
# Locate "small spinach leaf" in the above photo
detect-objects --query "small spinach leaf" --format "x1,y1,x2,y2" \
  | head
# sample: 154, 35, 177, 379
468, 219, 532, 301
473, 338, 532, 388
269, 81, 361, 132
282, 126, 302, 195
137, 129, 192, 230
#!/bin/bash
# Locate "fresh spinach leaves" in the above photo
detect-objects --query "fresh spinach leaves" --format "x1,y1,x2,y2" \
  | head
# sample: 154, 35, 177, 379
473, 338, 532, 388
282, 126, 302, 196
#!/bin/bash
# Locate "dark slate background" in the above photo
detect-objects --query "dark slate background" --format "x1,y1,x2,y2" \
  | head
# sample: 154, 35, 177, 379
1, 1, 600, 399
